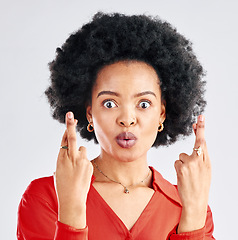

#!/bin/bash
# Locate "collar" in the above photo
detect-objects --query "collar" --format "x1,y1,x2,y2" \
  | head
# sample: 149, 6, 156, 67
150, 166, 182, 206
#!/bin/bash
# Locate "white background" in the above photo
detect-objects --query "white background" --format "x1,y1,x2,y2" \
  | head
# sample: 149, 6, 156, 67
1, 0, 238, 239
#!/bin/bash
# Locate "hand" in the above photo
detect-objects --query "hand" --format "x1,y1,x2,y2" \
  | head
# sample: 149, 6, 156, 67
54, 112, 93, 229
174, 115, 211, 233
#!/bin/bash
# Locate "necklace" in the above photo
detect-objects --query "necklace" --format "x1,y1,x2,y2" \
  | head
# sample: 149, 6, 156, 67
92, 160, 151, 194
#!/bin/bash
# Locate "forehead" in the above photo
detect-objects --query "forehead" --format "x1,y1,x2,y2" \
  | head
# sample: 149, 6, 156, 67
93, 61, 161, 94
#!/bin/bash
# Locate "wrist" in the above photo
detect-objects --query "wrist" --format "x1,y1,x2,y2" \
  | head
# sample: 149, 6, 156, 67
59, 204, 87, 229
177, 207, 207, 234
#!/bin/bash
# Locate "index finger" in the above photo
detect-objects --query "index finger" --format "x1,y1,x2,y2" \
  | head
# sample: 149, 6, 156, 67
193, 115, 206, 153
66, 112, 78, 158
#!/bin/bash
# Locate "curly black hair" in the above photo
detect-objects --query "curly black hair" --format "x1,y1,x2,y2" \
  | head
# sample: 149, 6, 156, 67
45, 12, 206, 147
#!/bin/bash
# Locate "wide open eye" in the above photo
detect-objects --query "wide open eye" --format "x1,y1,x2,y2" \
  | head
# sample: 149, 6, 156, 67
103, 100, 117, 109
138, 101, 151, 109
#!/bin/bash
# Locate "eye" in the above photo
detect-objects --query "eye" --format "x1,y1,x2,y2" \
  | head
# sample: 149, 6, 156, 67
138, 100, 151, 109
103, 100, 117, 109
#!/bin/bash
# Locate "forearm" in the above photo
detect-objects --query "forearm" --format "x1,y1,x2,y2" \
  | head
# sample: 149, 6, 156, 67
169, 205, 215, 240
58, 204, 87, 229
177, 206, 207, 234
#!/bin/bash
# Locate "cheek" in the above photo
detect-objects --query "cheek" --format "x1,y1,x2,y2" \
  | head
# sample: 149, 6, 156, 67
92, 111, 115, 142
140, 112, 160, 140
146, 122, 159, 140
142, 109, 160, 128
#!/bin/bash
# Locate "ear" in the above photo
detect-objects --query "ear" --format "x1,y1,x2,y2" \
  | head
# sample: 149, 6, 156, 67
86, 104, 92, 123
160, 100, 166, 123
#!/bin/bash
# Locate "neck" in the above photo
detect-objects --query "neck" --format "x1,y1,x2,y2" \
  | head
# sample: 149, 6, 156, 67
93, 149, 151, 187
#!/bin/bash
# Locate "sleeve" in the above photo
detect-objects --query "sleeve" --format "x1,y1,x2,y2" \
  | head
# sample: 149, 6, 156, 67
17, 191, 88, 239
168, 206, 215, 240
54, 222, 88, 240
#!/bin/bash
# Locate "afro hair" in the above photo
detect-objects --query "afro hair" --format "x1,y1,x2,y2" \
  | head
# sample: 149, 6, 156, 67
45, 12, 206, 147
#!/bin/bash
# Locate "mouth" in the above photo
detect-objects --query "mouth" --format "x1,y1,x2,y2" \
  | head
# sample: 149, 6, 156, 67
116, 132, 137, 149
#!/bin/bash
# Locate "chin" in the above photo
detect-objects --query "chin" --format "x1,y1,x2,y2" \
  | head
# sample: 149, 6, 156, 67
113, 147, 147, 163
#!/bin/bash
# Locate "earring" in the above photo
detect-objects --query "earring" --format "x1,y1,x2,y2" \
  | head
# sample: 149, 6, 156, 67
87, 123, 94, 132
158, 122, 164, 132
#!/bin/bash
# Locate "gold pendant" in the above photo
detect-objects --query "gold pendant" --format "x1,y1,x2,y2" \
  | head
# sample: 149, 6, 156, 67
124, 187, 129, 194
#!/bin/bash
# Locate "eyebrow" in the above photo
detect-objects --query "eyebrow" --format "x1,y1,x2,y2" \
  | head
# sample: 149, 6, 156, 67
134, 91, 157, 98
97, 90, 157, 98
97, 91, 120, 98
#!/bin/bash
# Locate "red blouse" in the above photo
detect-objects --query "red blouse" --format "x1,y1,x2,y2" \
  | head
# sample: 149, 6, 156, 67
17, 167, 215, 240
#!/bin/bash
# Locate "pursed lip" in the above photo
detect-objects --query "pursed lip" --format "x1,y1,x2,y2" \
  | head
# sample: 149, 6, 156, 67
115, 132, 137, 149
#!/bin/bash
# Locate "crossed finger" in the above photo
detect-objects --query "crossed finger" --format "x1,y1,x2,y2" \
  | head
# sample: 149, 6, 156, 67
65, 112, 79, 159
192, 115, 208, 161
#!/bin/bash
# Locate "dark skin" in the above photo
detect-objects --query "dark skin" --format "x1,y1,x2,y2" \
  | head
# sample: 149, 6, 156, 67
54, 61, 211, 232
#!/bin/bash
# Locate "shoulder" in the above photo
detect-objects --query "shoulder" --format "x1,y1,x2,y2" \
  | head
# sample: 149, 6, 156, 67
17, 176, 58, 239
22, 175, 57, 209
24, 175, 55, 195
150, 166, 182, 206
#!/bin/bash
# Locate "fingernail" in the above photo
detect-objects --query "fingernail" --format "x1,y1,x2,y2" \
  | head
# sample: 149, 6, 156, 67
199, 115, 204, 122
67, 112, 73, 119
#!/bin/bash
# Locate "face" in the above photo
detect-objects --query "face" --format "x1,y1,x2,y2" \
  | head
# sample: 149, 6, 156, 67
86, 61, 166, 163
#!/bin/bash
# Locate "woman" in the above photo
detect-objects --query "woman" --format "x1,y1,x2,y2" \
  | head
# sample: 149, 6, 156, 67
17, 12, 215, 239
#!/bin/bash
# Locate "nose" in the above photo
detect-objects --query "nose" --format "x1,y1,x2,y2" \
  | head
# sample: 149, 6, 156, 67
119, 119, 136, 127
117, 107, 137, 127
